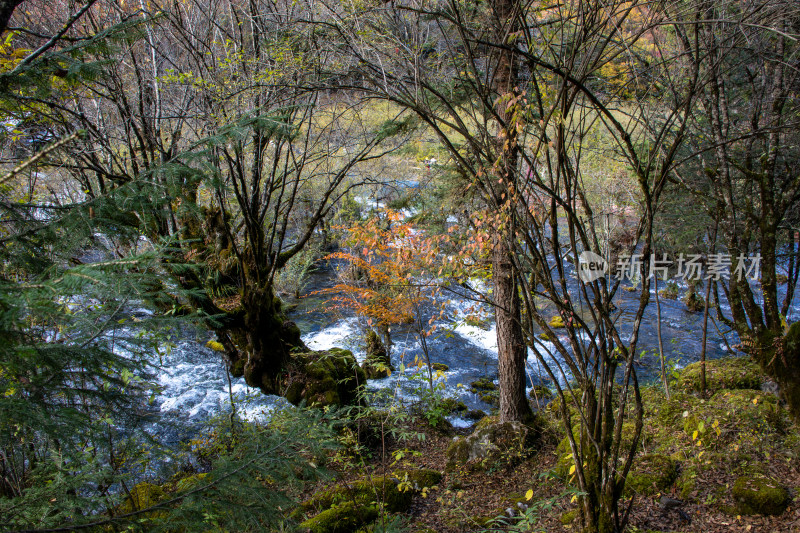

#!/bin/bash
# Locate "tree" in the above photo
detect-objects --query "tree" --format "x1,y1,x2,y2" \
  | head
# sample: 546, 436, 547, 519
9, 0, 408, 395
667, 0, 800, 419
0, 3, 188, 526
322, 209, 444, 392
319, 0, 698, 528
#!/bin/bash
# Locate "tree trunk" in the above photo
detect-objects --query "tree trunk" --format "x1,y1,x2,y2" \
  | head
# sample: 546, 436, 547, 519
749, 325, 800, 422
234, 284, 305, 394
491, 0, 533, 424
493, 235, 534, 422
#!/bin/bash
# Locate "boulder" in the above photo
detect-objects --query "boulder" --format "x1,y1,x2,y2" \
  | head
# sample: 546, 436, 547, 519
470, 378, 499, 406
300, 501, 379, 533
283, 348, 366, 407
445, 416, 541, 471
293, 476, 414, 532
731, 475, 790, 516
528, 386, 553, 409
624, 454, 678, 496
676, 357, 764, 395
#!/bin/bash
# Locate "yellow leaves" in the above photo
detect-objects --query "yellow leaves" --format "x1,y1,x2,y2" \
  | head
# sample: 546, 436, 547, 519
525, 489, 534, 501
0, 32, 31, 73
206, 340, 226, 352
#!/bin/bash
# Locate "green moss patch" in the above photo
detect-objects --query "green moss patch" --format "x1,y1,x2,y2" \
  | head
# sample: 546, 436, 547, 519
675, 357, 764, 395
117, 482, 166, 517
624, 454, 678, 496
682, 389, 783, 450
393, 468, 442, 492
300, 501, 379, 533
284, 349, 366, 407
731, 475, 790, 516
292, 474, 416, 528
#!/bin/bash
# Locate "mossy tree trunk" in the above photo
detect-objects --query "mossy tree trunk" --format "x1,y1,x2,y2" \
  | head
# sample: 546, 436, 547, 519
670, 3, 800, 421
238, 284, 305, 393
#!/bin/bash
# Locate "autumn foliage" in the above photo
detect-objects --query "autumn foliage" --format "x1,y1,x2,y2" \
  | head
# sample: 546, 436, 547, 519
320, 210, 441, 333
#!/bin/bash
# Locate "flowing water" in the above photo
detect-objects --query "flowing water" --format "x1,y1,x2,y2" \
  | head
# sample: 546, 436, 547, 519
151, 261, 800, 433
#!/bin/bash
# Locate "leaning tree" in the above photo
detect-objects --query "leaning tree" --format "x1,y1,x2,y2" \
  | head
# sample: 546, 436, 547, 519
10, 0, 407, 394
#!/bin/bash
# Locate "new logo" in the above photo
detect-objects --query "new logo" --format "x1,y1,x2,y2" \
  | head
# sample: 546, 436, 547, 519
578, 251, 608, 282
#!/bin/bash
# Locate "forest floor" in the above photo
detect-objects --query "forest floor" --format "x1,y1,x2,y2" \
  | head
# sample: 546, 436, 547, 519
293, 357, 800, 533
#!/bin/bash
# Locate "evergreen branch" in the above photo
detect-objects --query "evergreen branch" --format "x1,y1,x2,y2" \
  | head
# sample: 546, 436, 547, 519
0, 131, 84, 186
5, 437, 290, 533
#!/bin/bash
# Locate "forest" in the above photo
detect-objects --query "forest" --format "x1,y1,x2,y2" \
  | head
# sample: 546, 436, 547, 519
0, 0, 799, 531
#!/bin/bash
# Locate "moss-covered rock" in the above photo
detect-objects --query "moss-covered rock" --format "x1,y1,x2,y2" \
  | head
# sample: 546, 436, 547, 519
675, 357, 764, 395
528, 385, 553, 401
731, 475, 790, 516
470, 378, 496, 392
546, 389, 581, 421
624, 454, 678, 496
438, 397, 468, 414
292, 476, 413, 523
361, 329, 393, 379
684, 290, 705, 312
118, 482, 165, 515
528, 386, 553, 409
477, 389, 499, 407
658, 281, 679, 300
560, 509, 578, 525
300, 501, 379, 533
283, 349, 366, 407
465, 409, 487, 421
445, 437, 471, 470
393, 469, 442, 492
674, 464, 699, 500
470, 378, 499, 406
445, 416, 542, 471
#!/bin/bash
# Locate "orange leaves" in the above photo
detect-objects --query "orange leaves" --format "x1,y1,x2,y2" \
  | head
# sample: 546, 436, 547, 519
316, 210, 443, 329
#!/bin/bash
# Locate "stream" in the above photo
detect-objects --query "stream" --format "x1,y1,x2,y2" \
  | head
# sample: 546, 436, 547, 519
150, 260, 800, 434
